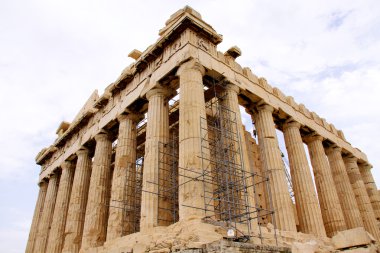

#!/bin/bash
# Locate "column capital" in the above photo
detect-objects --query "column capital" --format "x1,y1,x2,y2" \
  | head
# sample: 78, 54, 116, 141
283, 118, 301, 130
359, 163, 373, 171
225, 83, 240, 94
303, 133, 324, 144
176, 58, 205, 76
94, 130, 112, 142
325, 144, 342, 156
146, 86, 172, 101
61, 160, 74, 170
117, 113, 142, 123
344, 155, 358, 164
252, 103, 274, 114
76, 147, 89, 156
47, 171, 59, 179
38, 179, 48, 187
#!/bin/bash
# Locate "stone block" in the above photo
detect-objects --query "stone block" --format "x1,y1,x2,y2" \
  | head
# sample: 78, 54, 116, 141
338, 130, 346, 141
286, 96, 299, 110
343, 245, 378, 253
132, 243, 148, 253
330, 123, 339, 135
149, 248, 171, 253
332, 227, 372, 250
273, 87, 287, 102
291, 240, 318, 253
242, 67, 259, 83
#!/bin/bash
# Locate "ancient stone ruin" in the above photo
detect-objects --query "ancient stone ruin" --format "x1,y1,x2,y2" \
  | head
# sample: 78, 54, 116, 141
26, 6, 380, 253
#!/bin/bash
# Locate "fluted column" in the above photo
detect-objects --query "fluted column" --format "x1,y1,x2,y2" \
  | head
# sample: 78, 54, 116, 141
344, 156, 380, 240
82, 131, 113, 249
62, 148, 92, 253
304, 135, 346, 237
177, 59, 214, 220
283, 120, 325, 237
25, 181, 48, 253
46, 161, 75, 253
107, 113, 139, 240
359, 163, 380, 221
222, 83, 258, 229
252, 104, 296, 231
140, 87, 170, 231
325, 146, 363, 229
33, 172, 60, 253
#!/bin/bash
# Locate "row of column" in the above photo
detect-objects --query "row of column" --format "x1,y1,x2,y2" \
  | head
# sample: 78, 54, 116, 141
26, 115, 140, 253
250, 103, 380, 239
25, 60, 207, 252
26, 59, 259, 253
26, 59, 380, 253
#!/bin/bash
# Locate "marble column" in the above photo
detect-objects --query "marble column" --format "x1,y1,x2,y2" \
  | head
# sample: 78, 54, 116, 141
46, 161, 75, 253
283, 120, 325, 237
25, 181, 48, 253
252, 104, 296, 232
222, 83, 258, 229
359, 163, 380, 221
33, 172, 60, 253
244, 130, 269, 225
304, 135, 346, 237
107, 113, 139, 240
325, 146, 363, 229
62, 148, 92, 253
344, 156, 380, 240
177, 59, 214, 220
82, 131, 113, 248
140, 87, 170, 231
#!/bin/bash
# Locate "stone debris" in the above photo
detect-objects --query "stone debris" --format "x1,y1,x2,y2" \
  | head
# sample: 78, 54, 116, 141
331, 227, 379, 252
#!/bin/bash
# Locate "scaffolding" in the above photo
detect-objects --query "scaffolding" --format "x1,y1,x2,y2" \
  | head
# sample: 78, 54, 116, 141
108, 81, 279, 245
123, 156, 144, 234
200, 99, 251, 238
281, 153, 295, 203
196, 81, 277, 244
157, 123, 179, 225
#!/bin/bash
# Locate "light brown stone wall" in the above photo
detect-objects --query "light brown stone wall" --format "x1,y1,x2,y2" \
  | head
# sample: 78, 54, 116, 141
244, 130, 268, 225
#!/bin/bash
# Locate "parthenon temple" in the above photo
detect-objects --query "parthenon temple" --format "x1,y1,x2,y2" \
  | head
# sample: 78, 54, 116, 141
26, 6, 380, 253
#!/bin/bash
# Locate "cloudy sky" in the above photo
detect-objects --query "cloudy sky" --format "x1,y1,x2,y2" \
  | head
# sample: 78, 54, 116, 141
1, 0, 380, 252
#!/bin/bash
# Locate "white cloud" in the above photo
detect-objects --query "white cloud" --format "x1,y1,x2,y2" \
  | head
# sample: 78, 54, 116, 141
1, 0, 380, 252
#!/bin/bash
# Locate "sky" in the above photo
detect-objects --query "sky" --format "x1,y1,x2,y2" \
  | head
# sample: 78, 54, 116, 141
1, 0, 380, 252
